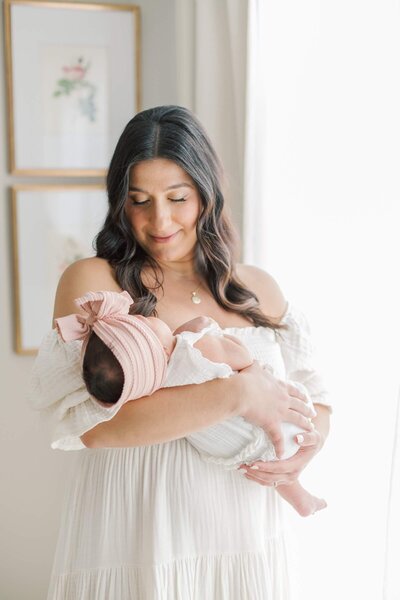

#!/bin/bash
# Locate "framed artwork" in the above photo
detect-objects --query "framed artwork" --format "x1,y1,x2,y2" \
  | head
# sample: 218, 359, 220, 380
11, 185, 109, 354
4, 0, 141, 176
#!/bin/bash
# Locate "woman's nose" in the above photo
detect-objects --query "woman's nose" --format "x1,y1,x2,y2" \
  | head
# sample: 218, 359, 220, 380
149, 201, 172, 231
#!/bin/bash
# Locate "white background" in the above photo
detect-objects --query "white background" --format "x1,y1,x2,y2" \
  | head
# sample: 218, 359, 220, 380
255, 2, 400, 598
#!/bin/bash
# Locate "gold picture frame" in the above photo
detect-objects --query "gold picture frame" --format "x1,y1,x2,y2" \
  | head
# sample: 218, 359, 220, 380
4, 0, 141, 176
11, 184, 109, 354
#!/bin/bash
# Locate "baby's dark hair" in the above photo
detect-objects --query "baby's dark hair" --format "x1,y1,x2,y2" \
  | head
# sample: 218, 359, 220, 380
82, 332, 124, 404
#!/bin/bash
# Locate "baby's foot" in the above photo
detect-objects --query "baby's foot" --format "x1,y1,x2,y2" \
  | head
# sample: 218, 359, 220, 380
292, 494, 327, 517
276, 482, 327, 517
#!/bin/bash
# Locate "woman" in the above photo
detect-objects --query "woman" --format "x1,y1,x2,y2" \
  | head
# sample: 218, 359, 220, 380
32, 105, 331, 599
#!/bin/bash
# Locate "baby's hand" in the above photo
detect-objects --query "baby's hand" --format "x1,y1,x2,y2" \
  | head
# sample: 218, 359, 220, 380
194, 332, 253, 371
173, 316, 215, 335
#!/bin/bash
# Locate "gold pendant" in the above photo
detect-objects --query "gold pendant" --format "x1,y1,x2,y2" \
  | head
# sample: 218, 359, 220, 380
191, 291, 201, 304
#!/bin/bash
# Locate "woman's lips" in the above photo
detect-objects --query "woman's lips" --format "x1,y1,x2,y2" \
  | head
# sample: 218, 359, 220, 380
150, 231, 179, 243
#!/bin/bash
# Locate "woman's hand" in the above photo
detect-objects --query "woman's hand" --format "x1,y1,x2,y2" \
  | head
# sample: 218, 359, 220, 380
237, 361, 316, 459
240, 428, 323, 486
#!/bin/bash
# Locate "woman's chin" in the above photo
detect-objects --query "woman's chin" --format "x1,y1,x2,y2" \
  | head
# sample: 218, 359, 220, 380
145, 242, 196, 263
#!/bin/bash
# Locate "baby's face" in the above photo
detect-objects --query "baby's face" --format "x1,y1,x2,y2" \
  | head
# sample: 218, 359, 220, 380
134, 315, 175, 358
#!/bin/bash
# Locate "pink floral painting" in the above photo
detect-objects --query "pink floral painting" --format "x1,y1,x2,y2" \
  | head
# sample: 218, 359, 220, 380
53, 56, 97, 122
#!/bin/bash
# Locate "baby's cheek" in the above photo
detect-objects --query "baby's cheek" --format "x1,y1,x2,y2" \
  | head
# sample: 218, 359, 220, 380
165, 333, 176, 358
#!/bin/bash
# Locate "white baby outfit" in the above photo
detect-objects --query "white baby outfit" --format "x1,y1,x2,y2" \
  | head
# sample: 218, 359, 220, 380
165, 320, 313, 466
29, 302, 330, 600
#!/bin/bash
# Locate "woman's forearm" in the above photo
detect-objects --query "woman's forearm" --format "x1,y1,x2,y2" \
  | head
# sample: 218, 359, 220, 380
81, 374, 245, 448
311, 403, 331, 448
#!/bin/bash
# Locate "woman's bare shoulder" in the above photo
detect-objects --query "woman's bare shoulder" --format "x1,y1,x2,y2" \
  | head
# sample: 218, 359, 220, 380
236, 263, 288, 323
52, 257, 122, 322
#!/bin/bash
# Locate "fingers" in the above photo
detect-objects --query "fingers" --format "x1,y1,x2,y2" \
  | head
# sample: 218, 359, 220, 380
286, 382, 308, 403
285, 411, 315, 431
239, 430, 321, 477
241, 459, 293, 474
295, 431, 320, 447
241, 468, 295, 487
294, 429, 323, 453
263, 410, 315, 459
267, 427, 284, 459
289, 397, 316, 418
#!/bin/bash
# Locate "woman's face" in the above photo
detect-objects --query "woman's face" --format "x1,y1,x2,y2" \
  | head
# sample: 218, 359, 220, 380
125, 158, 202, 264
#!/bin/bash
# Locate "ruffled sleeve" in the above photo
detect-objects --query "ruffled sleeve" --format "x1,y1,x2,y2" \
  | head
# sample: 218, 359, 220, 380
164, 320, 234, 387
276, 303, 332, 412
28, 329, 123, 450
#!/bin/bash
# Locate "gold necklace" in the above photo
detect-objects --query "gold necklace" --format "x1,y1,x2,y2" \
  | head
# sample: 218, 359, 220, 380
191, 282, 202, 304
160, 263, 203, 304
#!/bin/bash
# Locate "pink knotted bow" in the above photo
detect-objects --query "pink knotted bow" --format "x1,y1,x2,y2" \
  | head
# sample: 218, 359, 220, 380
55, 290, 168, 407
56, 290, 133, 343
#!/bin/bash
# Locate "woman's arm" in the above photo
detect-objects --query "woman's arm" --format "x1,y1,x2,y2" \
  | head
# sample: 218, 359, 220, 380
81, 362, 314, 452
54, 259, 314, 453
81, 372, 246, 448
234, 264, 332, 484
311, 402, 330, 447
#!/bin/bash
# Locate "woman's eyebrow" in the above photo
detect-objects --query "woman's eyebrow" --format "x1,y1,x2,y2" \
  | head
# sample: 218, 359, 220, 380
128, 183, 193, 193
128, 186, 146, 192
165, 183, 193, 191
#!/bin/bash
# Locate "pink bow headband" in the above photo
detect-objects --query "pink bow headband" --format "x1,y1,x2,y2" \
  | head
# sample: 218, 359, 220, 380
55, 290, 168, 407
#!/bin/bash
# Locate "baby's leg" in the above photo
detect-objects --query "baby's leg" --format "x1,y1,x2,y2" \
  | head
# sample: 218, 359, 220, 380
276, 481, 327, 517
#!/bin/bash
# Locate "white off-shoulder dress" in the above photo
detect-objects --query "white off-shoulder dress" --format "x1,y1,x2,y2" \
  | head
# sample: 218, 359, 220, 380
29, 303, 330, 600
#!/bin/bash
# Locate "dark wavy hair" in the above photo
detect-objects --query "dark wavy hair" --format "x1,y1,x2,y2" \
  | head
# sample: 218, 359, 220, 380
95, 105, 281, 329
82, 333, 123, 404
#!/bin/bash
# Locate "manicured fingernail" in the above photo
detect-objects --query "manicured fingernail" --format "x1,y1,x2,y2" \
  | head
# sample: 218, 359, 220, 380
296, 434, 304, 444
249, 465, 259, 470
238, 467, 247, 472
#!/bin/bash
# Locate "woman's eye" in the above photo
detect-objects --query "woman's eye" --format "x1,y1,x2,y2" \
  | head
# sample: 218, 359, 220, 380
169, 197, 186, 203
130, 198, 149, 206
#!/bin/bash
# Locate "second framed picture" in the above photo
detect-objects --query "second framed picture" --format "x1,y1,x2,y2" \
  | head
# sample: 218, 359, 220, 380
4, 0, 141, 176
11, 185, 109, 354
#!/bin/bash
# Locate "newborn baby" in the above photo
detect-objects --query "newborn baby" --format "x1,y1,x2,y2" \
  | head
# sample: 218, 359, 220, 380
56, 290, 326, 517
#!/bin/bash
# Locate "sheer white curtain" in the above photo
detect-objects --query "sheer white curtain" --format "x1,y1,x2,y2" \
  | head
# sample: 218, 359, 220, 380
243, 1, 400, 599
384, 387, 400, 600
175, 0, 247, 229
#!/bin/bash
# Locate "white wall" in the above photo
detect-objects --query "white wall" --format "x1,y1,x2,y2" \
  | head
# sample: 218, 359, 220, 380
255, 2, 400, 599
0, 1, 180, 598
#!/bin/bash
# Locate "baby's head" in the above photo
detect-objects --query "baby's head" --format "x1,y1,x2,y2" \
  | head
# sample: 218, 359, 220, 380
55, 291, 174, 406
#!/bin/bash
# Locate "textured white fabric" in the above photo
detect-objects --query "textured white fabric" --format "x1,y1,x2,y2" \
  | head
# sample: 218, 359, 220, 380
164, 320, 234, 386
29, 303, 329, 599
48, 444, 295, 600
165, 318, 316, 466
29, 328, 123, 451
